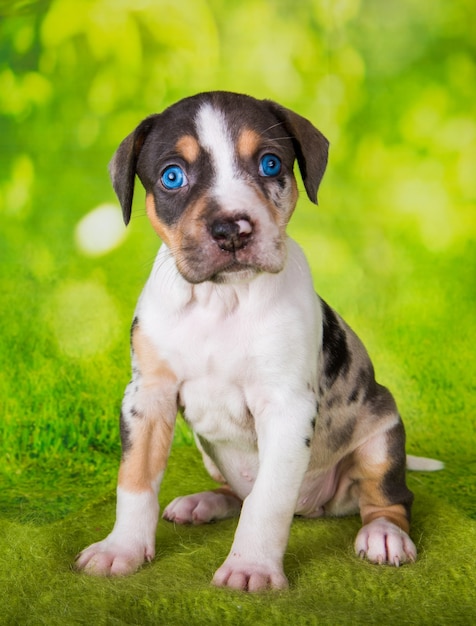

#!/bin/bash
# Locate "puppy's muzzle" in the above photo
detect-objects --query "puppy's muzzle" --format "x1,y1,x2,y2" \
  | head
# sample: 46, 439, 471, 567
210, 216, 253, 252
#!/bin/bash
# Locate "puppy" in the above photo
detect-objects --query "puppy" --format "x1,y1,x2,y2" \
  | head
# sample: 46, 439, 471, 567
76, 91, 441, 591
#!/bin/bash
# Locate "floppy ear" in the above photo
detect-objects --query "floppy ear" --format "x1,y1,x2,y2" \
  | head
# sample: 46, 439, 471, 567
266, 101, 329, 204
109, 117, 156, 225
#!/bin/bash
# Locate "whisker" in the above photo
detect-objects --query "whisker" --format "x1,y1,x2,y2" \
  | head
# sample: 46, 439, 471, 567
259, 121, 286, 135
263, 135, 294, 143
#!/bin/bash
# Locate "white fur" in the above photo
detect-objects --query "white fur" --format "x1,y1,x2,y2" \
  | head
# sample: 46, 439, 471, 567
76, 484, 161, 575
195, 103, 236, 192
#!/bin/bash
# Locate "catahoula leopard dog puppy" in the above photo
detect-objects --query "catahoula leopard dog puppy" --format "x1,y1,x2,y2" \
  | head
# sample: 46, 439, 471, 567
76, 91, 441, 591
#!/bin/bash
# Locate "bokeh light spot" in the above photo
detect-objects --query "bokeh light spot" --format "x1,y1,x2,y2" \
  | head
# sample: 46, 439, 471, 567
75, 204, 127, 256
47, 281, 120, 359
3, 155, 35, 217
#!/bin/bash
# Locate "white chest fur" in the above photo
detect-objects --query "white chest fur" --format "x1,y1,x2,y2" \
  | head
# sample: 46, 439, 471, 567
137, 238, 322, 493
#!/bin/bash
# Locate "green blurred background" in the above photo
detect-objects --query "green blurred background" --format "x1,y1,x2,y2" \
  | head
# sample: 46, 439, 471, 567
0, 0, 475, 519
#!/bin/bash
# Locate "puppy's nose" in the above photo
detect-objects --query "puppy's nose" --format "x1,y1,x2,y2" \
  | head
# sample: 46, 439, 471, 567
210, 217, 252, 252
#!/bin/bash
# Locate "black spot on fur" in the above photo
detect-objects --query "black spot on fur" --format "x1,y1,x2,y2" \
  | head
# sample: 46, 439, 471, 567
366, 383, 397, 419
120, 410, 132, 454
346, 363, 397, 419
326, 394, 343, 409
304, 437, 311, 448
277, 176, 287, 190
358, 365, 373, 388
130, 316, 139, 344
307, 382, 317, 395
311, 417, 317, 431
328, 416, 357, 452
347, 387, 359, 404
321, 299, 351, 387
381, 421, 414, 520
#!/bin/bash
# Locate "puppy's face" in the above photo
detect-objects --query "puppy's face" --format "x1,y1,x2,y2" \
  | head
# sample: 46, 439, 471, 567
110, 92, 329, 284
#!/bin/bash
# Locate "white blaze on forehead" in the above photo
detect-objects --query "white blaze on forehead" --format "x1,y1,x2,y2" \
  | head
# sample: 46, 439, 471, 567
195, 103, 237, 191
193, 101, 283, 249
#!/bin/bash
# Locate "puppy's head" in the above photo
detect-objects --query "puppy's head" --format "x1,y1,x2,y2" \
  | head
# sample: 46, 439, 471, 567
110, 92, 329, 284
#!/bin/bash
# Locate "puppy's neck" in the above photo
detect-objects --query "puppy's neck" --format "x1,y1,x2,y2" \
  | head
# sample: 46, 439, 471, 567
150, 243, 289, 315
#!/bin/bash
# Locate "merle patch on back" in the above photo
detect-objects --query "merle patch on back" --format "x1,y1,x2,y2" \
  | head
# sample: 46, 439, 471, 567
320, 299, 352, 388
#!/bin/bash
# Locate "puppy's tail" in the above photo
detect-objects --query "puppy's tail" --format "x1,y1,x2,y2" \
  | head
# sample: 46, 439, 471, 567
406, 454, 444, 471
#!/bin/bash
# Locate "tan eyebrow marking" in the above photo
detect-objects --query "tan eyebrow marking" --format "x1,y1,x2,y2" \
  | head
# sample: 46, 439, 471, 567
175, 135, 200, 162
237, 128, 261, 160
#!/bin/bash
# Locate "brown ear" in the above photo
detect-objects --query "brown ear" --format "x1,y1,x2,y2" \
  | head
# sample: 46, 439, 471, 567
265, 101, 329, 204
109, 116, 156, 225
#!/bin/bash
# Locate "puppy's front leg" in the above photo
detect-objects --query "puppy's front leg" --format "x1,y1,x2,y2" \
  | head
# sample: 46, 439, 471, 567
76, 325, 178, 576
213, 396, 315, 591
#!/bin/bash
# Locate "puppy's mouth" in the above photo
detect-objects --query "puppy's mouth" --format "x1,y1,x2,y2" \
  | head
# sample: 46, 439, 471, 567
177, 251, 260, 284
175, 250, 280, 285
210, 261, 260, 284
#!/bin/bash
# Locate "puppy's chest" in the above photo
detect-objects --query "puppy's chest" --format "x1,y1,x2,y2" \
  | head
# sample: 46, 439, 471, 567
179, 349, 252, 443
140, 266, 320, 445
163, 303, 258, 443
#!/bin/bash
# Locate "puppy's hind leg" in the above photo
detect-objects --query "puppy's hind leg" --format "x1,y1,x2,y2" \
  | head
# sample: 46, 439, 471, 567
353, 419, 416, 566
163, 487, 242, 525
163, 436, 242, 524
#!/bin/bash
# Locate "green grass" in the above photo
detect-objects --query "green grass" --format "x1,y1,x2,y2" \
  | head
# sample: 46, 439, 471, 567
1, 447, 475, 626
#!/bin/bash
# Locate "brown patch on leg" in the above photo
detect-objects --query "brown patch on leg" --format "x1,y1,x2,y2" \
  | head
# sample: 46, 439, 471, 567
354, 422, 414, 533
118, 325, 178, 493
359, 483, 411, 533
118, 417, 174, 492
132, 325, 178, 387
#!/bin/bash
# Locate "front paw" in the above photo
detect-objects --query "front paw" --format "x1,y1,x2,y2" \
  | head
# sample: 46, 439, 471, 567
355, 518, 417, 566
75, 536, 154, 576
212, 556, 288, 592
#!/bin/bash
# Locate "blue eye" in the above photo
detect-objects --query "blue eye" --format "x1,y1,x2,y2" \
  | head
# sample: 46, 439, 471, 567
161, 165, 187, 190
259, 154, 282, 177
